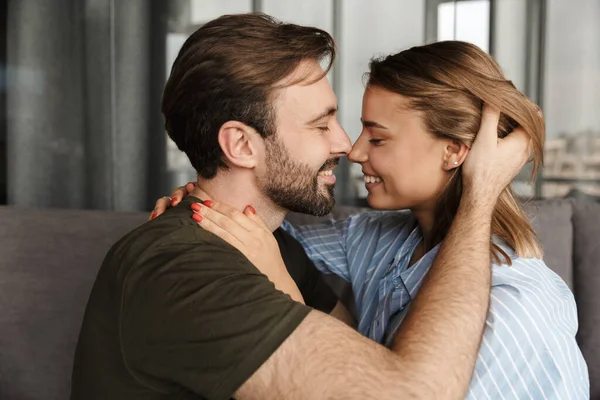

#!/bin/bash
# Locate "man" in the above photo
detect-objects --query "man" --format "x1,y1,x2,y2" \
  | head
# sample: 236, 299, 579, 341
71, 13, 531, 400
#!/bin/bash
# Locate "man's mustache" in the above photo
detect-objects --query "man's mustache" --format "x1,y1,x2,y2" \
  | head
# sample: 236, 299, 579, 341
319, 158, 340, 172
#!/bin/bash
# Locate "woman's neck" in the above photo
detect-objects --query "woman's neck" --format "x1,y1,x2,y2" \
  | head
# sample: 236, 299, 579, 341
406, 208, 438, 268
411, 207, 435, 250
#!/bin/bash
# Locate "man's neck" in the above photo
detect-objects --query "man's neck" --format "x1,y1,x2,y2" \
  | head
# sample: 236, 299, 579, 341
189, 173, 288, 232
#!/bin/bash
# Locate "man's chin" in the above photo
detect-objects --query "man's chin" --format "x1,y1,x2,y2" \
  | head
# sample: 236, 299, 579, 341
316, 190, 336, 215
306, 203, 334, 217
318, 182, 336, 194
288, 194, 335, 217
263, 179, 335, 217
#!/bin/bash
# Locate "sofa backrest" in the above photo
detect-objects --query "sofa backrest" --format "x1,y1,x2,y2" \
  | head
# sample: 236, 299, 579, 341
0, 207, 147, 400
570, 199, 600, 399
0, 199, 597, 399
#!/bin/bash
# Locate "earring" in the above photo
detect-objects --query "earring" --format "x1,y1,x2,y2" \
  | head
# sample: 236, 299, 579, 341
453, 161, 458, 166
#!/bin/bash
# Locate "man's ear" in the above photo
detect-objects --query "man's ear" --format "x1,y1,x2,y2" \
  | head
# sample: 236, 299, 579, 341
217, 121, 260, 169
442, 139, 470, 171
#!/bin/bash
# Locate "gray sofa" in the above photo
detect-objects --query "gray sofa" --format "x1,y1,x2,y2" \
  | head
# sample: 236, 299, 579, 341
0, 198, 598, 399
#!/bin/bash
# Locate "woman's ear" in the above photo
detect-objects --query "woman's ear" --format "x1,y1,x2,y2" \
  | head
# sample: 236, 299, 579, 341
217, 121, 260, 169
442, 139, 470, 171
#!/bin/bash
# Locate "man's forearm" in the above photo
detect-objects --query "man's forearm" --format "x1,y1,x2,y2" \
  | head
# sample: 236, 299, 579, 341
391, 196, 494, 399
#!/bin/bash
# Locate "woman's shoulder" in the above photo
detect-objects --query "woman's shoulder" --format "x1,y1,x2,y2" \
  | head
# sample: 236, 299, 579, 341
490, 237, 544, 266
491, 240, 546, 279
489, 247, 578, 338
490, 242, 573, 300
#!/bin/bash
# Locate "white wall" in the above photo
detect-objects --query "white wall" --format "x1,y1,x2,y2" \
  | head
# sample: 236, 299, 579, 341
262, 0, 334, 32
493, 0, 527, 91
337, 0, 425, 143
190, 0, 252, 24
263, 0, 426, 143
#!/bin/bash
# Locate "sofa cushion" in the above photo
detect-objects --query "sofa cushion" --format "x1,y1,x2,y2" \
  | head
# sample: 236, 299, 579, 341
0, 206, 147, 400
525, 199, 574, 289
571, 199, 600, 399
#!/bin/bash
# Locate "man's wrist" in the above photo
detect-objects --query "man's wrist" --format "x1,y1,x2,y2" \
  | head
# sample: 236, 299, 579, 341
460, 185, 498, 217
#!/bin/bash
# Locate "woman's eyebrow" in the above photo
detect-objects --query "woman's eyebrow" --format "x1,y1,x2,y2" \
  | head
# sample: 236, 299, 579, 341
360, 118, 388, 129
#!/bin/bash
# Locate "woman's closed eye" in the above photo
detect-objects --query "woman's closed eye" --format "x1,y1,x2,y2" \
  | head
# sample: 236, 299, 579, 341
369, 139, 384, 145
317, 126, 330, 132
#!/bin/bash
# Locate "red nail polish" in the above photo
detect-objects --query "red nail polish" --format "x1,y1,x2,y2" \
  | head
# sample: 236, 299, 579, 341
203, 200, 213, 207
151, 212, 157, 220
191, 203, 201, 212
192, 213, 203, 223
247, 205, 256, 215
171, 197, 178, 206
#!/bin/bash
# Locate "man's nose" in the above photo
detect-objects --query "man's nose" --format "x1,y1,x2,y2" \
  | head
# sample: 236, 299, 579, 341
329, 122, 352, 156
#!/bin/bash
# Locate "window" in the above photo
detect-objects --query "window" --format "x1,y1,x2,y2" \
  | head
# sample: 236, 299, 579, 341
541, 0, 600, 198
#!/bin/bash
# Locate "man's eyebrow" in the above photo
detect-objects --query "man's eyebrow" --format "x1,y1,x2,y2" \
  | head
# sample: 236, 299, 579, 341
306, 106, 338, 125
361, 118, 388, 129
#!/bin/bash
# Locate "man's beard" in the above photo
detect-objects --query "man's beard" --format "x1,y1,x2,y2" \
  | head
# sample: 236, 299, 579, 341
259, 136, 337, 217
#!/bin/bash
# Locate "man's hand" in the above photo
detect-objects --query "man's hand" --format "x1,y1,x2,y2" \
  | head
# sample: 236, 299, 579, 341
462, 105, 533, 206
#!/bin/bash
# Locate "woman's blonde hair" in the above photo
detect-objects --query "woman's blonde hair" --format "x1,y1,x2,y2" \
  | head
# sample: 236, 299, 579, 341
367, 41, 544, 264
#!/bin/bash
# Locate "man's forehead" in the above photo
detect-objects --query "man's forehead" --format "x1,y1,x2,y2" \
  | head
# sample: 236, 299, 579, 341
275, 72, 336, 117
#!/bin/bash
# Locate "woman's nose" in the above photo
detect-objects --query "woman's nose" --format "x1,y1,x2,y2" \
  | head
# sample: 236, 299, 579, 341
348, 140, 367, 163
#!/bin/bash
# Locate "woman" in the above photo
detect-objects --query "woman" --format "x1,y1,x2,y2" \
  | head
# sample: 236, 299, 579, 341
156, 41, 589, 399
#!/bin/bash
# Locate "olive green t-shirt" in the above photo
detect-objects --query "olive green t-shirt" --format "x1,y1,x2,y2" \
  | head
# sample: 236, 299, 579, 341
71, 196, 336, 400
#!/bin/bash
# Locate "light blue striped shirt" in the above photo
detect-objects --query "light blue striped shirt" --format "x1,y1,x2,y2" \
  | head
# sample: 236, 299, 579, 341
282, 210, 589, 399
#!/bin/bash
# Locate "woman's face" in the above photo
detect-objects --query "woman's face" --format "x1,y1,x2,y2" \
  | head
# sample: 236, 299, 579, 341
348, 86, 455, 212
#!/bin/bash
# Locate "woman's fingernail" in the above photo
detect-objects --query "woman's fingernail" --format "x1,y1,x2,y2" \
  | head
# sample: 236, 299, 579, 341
171, 197, 178, 206
192, 213, 203, 223
203, 200, 213, 207
151, 212, 157, 220
247, 205, 256, 215
191, 203, 201, 212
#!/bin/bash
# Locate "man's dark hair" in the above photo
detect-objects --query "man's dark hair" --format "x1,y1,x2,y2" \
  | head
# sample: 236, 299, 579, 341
162, 13, 336, 179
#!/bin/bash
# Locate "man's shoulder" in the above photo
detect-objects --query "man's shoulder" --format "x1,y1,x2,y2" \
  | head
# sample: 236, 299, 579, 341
118, 206, 240, 254
101, 208, 253, 290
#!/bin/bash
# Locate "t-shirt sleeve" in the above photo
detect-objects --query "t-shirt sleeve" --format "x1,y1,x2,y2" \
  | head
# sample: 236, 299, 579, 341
273, 228, 338, 313
120, 240, 311, 400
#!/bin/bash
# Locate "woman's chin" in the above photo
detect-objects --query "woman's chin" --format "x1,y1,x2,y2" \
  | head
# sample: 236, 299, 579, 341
367, 193, 410, 211
367, 194, 392, 210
